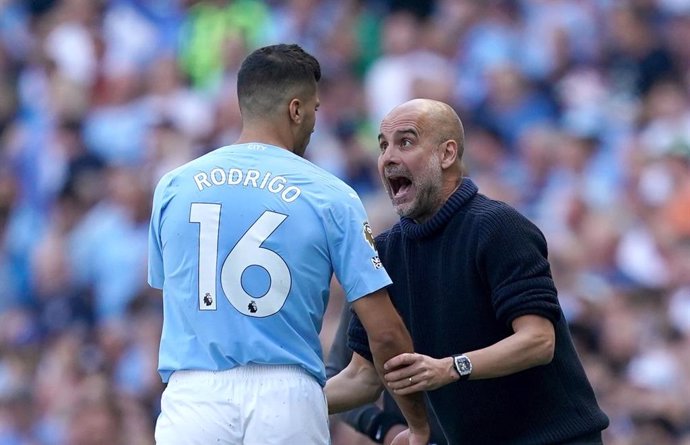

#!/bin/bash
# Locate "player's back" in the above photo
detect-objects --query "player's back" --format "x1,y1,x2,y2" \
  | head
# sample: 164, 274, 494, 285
149, 143, 358, 385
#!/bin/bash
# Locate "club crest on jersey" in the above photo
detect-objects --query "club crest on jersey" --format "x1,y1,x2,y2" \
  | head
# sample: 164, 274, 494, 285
362, 221, 377, 252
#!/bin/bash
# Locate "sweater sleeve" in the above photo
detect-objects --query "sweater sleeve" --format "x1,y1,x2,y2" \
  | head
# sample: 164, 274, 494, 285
346, 310, 374, 363
477, 203, 561, 328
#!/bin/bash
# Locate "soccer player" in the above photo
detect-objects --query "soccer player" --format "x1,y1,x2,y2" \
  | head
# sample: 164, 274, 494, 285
148, 44, 428, 445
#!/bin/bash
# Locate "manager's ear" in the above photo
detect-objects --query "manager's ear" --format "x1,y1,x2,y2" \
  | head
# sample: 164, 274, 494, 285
439, 139, 458, 169
289, 98, 302, 124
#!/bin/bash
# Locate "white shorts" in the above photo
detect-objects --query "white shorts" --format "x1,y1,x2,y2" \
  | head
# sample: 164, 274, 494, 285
155, 365, 330, 445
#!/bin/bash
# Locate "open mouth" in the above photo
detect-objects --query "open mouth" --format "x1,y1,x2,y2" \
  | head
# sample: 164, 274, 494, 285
388, 175, 413, 198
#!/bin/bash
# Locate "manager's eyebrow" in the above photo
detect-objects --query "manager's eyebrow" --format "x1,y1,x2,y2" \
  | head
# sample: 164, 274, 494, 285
377, 128, 418, 141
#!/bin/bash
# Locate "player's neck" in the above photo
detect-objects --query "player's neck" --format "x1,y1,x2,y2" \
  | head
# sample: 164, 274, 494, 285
236, 124, 295, 153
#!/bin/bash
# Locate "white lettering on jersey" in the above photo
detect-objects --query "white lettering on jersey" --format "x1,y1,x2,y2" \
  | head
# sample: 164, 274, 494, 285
244, 169, 260, 187
228, 168, 243, 185
193, 168, 302, 203
194, 172, 212, 190
267, 176, 286, 193
210, 168, 226, 185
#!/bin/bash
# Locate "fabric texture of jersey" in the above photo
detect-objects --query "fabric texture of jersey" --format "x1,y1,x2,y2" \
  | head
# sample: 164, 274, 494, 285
148, 143, 391, 385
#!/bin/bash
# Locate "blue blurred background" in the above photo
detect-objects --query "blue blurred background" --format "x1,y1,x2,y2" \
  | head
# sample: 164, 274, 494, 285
1, 0, 689, 444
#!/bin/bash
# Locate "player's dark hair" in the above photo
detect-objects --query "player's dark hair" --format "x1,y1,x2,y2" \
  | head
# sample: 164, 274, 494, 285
237, 44, 321, 118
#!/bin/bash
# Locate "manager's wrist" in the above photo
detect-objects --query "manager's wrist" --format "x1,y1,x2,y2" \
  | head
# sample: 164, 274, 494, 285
452, 354, 472, 381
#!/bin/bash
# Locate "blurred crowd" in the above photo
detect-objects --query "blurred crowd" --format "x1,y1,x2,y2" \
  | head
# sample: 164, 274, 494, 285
0, 0, 689, 444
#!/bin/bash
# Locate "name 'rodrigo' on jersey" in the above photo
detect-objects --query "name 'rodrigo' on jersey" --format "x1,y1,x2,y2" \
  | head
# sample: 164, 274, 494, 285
148, 143, 391, 386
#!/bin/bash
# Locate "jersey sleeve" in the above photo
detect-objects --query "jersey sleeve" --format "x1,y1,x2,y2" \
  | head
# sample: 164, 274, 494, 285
148, 175, 171, 289
478, 204, 561, 327
324, 190, 392, 303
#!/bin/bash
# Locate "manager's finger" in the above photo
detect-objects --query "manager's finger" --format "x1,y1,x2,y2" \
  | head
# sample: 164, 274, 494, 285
384, 352, 417, 370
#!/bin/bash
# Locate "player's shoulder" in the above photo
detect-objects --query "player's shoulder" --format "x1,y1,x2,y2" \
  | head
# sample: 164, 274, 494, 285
154, 148, 224, 189
299, 159, 354, 191
295, 157, 362, 201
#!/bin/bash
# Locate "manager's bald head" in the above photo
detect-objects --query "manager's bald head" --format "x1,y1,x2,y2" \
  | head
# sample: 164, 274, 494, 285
377, 99, 466, 222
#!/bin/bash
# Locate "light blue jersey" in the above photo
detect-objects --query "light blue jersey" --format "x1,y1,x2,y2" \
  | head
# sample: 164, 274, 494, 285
148, 143, 391, 385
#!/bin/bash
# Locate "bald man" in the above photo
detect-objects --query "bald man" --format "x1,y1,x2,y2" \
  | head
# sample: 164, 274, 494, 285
325, 99, 609, 445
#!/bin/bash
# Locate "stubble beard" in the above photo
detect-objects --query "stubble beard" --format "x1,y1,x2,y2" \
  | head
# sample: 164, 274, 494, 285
294, 128, 312, 158
392, 155, 444, 222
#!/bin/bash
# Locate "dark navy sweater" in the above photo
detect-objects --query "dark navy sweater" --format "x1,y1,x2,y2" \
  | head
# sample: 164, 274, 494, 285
348, 179, 609, 445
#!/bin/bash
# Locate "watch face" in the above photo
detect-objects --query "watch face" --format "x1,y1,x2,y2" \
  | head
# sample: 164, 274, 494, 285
455, 355, 472, 375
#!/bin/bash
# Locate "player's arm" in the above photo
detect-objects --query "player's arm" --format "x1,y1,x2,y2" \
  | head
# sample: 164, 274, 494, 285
350, 288, 429, 440
323, 194, 427, 440
325, 303, 384, 412
326, 352, 383, 413
326, 304, 410, 445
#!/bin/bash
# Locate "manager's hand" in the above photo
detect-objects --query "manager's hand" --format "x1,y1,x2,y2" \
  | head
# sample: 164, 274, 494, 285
384, 353, 458, 395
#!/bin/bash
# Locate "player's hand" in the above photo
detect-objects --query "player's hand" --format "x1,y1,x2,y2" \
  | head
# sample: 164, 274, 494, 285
389, 427, 430, 445
384, 353, 455, 395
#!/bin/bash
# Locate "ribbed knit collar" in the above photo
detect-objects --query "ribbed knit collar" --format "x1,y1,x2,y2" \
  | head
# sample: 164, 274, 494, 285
399, 178, 478, 239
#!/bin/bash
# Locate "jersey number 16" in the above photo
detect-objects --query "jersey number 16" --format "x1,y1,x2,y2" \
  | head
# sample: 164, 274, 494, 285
190, 202, 292, 317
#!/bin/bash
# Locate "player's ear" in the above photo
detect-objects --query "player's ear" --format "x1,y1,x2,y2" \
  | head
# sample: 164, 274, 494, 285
289, 98, 302, 125
439, 140, 458, 169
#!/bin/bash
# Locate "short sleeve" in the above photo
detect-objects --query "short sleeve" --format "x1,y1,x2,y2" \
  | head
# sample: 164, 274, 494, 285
147, 175, 171, 289
324, 190, 391, 303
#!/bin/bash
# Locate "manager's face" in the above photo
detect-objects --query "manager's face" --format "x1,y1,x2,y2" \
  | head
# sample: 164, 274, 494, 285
377, 105, 444, 222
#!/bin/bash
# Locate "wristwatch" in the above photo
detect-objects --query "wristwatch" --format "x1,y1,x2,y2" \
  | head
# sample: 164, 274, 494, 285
452, 354, 472, 381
